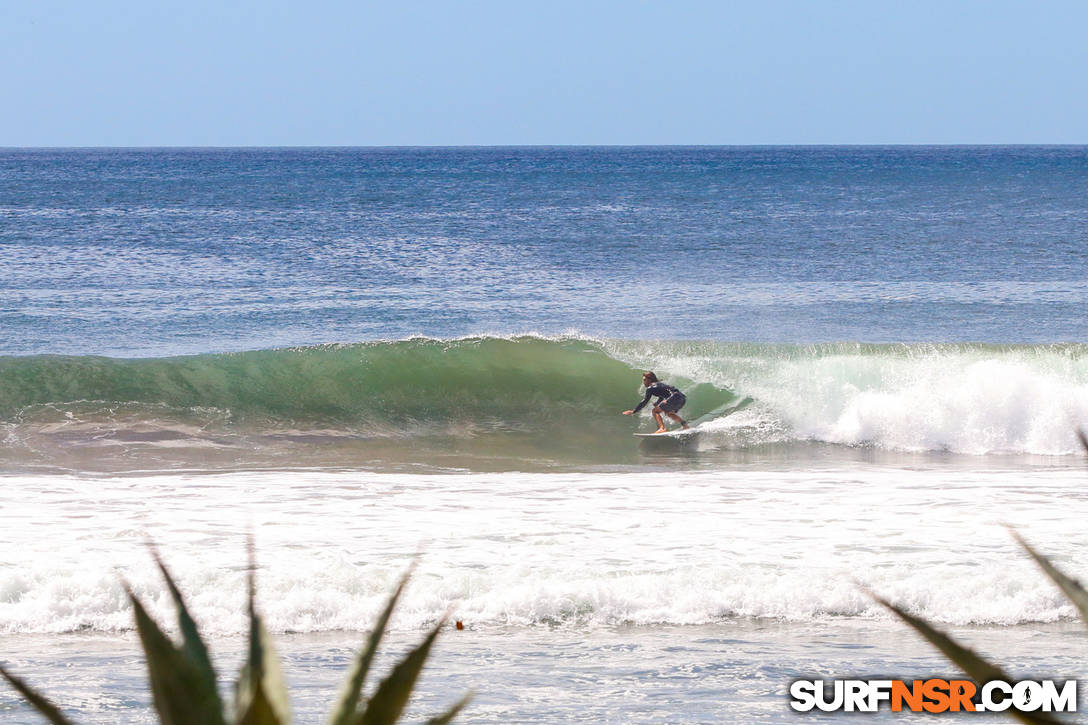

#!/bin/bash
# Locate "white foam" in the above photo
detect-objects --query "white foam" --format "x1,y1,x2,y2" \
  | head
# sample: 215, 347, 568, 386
1, 467, 1085, 635
762, 352, 1088, 455
606, 341, 1088, 456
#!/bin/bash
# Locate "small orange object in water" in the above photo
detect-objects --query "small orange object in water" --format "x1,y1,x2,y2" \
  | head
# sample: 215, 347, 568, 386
455, 620, 464, 630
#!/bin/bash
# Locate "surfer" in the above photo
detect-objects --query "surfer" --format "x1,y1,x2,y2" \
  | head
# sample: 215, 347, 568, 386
622, 371, 690, 433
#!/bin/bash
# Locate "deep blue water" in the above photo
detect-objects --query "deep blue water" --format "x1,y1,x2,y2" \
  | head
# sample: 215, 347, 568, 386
2, 146, 1088, 356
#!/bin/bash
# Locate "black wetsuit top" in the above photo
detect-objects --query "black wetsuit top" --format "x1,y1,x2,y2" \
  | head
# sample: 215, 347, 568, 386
632, 382, 681, 414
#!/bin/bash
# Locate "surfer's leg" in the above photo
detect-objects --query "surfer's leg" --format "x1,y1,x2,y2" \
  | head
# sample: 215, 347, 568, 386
659, 393, 689, 429
666, 412, 689, 429
651, 405, 667, 433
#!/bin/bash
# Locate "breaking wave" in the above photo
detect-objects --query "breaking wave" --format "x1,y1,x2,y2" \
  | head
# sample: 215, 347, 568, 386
3, 336, 1088, 471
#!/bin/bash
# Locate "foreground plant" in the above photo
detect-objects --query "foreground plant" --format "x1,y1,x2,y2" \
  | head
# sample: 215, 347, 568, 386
0, 548, 470, 725
873, 531, 1079, 725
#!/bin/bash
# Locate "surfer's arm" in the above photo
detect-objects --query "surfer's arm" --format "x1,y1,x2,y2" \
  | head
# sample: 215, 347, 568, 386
630, 390, 654, 414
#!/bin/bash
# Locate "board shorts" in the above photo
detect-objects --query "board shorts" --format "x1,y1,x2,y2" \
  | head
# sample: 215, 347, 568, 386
658, 392, 686, 414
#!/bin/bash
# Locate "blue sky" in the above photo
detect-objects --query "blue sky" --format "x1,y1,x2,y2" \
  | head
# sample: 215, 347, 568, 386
3, 0, 1086, 146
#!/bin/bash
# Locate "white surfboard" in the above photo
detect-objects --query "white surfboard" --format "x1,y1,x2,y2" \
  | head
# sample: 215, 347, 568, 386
634, 427, 699, 438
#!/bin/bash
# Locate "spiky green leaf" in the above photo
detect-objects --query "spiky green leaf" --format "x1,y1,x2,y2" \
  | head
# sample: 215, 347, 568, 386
149, 544, 220, 698
235, 616, 289, 725
126, 584, 228, 725
874, 595, 1064, 725
1012, 531, 1088, 628
236, 667, 287, 725
0, 664, 77, 725
235, 549, 290, 725
328, 572, 412, 725
423, 691, 473, 725
357, 617, 446, 725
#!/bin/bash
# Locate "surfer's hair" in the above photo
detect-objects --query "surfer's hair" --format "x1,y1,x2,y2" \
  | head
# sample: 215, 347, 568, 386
643, 371, 658, 383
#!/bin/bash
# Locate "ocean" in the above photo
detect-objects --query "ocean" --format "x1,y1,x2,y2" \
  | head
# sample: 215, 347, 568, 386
2, 146, 1088, 722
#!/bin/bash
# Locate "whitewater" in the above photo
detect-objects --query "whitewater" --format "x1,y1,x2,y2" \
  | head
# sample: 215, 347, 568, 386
4, 465, 1087, 634
2, 463, 1086, 722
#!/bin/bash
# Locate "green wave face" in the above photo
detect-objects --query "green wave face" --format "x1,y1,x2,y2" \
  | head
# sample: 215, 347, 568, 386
0, 337, 737, 468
